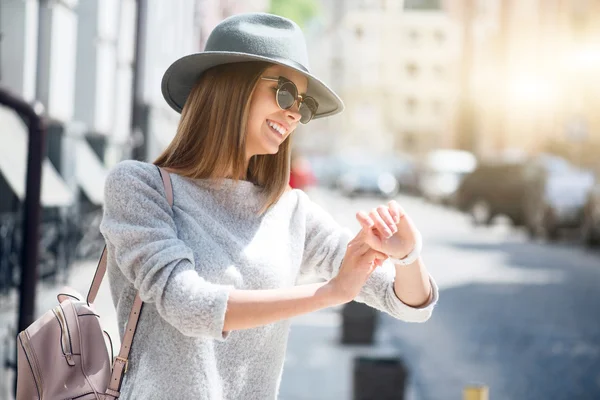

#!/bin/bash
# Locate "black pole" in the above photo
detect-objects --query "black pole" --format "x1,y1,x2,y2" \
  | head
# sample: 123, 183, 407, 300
0, 87, 45, 333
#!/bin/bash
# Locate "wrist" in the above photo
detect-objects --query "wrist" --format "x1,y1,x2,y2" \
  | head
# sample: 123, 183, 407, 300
324, 279, 353, 306
392, 256, 421, 268
388, 231, 423, 266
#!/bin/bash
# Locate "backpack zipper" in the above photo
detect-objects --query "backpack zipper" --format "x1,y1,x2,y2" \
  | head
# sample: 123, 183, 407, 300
19, 331, 43, 398
54, 305, 75, 364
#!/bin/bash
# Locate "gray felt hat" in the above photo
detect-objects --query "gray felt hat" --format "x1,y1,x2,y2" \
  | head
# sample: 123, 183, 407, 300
161, 12, 344, 119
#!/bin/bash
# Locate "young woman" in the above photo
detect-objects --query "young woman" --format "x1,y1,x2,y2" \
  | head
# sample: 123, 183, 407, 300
100, 12, 438, 399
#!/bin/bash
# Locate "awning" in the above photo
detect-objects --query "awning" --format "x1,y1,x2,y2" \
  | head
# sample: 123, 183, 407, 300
0, 105, 74, 207
75, 138, 108, 206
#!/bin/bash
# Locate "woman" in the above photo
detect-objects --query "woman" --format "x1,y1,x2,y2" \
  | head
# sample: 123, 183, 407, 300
100, 12, 438, 399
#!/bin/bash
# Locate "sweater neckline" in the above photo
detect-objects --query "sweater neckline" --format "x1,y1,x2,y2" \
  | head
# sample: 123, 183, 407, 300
179, 176, 267, 214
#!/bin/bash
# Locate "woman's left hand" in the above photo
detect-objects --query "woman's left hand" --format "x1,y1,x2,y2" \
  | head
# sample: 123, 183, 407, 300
356, 200, 419, 261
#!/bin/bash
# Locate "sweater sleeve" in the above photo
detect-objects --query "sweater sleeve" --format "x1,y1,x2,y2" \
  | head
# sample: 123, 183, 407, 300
99, 161, 232, 340
298, 193, 438, 323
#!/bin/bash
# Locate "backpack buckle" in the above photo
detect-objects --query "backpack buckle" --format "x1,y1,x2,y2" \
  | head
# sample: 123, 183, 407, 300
114, 356, 129, 374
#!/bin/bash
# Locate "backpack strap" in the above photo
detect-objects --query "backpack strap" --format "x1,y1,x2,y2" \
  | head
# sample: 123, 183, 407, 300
87, 165, 173, 398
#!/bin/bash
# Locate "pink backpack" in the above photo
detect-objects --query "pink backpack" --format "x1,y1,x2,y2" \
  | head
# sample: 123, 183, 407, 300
16, 166, 173, 399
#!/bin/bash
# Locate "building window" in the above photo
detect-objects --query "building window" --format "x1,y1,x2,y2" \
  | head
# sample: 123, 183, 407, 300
406, 97, 418, 113
407, 30, 419, 44
402, 132, 417, 151
359, 0, 378, 9
355, 26, 364, 39
404, 0, 441, 10
406, 62, 419, 78
434, 30, 446, 45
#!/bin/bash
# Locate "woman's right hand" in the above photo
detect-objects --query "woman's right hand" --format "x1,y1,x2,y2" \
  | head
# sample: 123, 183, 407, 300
327, 230, 388, 304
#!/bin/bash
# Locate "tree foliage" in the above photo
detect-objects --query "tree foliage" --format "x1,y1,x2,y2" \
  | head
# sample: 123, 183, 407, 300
269, 0, 320, 28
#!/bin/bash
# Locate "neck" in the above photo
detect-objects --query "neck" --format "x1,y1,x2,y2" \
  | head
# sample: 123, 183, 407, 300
224, 159, 252, 180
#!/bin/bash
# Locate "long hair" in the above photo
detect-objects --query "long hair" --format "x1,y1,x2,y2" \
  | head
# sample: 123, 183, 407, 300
154, 61, 292, 213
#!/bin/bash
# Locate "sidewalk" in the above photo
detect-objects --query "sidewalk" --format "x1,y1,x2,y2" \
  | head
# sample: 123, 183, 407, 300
280, 307, 413, 400
1, 260, 413, 400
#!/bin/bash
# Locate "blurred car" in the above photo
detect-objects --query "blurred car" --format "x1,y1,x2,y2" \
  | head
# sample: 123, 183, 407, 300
337, 162, 399, 198
523, 154, 595, 240
383, 153, 419, 194
306, 154, 349, 189
289, 155, 316, 190
581, 181, 600, 247
417, 149, 477, 204
456, 160, 529, 226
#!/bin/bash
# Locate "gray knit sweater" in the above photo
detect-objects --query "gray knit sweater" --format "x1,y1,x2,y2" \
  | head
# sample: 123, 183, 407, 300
99, 160, 438, 399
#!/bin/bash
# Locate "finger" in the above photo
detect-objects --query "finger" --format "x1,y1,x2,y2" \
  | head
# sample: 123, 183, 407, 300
356, 225, 384, 252
370, 208, 393, 238
387, 200, 406, 224
356, 211, 374, 231
347, 239, 370, 255
359, 248, 388, 266
377, 205, 397, 233
373, 252, 388, 266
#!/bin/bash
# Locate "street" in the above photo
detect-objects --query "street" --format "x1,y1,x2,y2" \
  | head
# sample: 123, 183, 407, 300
302, 187, 600, 400
2, 187, 600, 400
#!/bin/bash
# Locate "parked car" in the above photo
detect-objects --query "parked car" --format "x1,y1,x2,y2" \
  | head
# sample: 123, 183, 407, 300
417, 149, 477, 204
456, 160, 529, 226
289, 155, 316, 190
581, 181, 600, 247
306, 154, 349, 189
522, 154, 595, 240
383, 153, 419, 194
337, 161, 399, 198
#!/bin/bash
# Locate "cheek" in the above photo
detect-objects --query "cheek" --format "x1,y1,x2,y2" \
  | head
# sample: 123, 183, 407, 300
250, 89, 279, 117
247, 106, 264, 135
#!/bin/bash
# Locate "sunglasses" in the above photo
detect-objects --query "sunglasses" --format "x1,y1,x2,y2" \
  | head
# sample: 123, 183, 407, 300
261, 76, 319, 124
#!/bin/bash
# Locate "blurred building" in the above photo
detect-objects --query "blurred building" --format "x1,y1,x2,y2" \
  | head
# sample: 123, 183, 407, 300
444, 0, 600, 165
382, 10, 461, 154
296, 0, 461, 157
0, 0, 269, 217
1, 0, 81, 214
147, 0, 269, 160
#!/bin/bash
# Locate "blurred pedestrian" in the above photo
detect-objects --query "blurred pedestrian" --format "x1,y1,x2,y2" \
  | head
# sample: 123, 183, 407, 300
100, 12, 438, 399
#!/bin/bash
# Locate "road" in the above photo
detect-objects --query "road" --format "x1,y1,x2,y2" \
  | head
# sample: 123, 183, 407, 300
308, 187, 600, 400
2, 187, 599, 400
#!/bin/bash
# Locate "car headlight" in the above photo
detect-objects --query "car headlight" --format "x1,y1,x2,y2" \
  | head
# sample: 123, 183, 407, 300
378, 173, 398, 194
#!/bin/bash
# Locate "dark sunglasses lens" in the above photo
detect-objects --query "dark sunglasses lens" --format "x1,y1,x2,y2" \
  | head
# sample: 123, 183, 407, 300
277, 82, 297, 109
299, 98, 317, 124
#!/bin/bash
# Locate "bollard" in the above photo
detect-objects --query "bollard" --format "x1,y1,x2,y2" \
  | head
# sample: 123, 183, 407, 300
463, 385, 489, 400
341, 301, 378, 345
353, 356, 408, 400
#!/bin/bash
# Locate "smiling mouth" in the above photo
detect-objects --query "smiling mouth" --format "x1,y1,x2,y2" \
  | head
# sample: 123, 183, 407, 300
267, 119, 287, 136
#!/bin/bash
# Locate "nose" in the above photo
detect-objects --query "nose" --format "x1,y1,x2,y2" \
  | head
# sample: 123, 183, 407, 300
285, 105, 302, 123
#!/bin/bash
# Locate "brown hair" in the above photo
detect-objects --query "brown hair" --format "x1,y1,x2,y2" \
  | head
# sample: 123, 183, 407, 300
154, 61, 292, 213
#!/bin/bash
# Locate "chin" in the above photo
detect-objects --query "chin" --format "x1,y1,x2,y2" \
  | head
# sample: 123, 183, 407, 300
249, 146, 279, 157
261, 147, 280, 155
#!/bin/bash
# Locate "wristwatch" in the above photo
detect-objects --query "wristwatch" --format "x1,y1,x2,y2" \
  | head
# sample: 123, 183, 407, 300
387, 230, 423, 266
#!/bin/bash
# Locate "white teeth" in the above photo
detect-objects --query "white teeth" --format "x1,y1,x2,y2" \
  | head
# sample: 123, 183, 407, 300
268, 121, 285, 135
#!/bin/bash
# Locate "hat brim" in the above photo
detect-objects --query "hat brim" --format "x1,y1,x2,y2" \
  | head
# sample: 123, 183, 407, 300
161, 52, 344, 119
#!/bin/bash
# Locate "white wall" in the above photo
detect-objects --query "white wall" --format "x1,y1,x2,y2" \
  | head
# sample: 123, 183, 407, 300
37, 1, 79, 121
0, 0, 39, 101
74, 0, 135, 138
